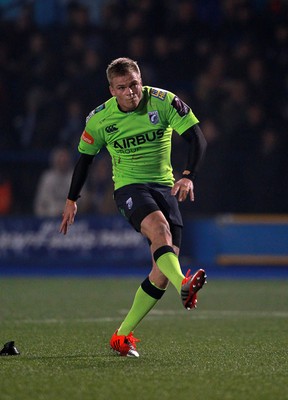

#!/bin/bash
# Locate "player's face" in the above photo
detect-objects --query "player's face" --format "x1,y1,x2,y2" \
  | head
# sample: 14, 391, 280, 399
109, 72, 143, 112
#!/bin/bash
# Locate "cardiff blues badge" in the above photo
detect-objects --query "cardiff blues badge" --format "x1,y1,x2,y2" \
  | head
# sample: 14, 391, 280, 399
126, 197, 133, 210
148, 111, 159, 125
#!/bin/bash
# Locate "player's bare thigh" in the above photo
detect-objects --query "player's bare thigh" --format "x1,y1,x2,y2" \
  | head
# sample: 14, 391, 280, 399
140, 210, 172, 250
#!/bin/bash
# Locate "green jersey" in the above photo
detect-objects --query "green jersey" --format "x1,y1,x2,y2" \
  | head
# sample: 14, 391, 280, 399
79, 86, 199, 190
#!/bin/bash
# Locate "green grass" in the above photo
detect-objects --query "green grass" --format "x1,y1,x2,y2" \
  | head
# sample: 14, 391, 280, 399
1, 277, 288, 400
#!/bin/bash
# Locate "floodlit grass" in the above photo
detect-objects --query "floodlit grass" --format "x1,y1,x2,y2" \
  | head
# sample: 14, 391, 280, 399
1, 277, 288, 400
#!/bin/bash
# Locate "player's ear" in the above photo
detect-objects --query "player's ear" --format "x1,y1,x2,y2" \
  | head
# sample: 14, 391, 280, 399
109, 85, 115, 97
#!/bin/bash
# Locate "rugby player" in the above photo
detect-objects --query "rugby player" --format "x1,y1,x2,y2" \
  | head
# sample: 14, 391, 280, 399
60, 57, 207, 357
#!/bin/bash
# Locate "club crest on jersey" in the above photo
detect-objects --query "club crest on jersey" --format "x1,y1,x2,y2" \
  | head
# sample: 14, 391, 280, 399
148, 111, 159, 125
126, 197, 133, 210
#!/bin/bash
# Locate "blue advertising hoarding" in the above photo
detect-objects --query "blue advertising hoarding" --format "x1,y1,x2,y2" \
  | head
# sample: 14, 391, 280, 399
0, 215, 150, 275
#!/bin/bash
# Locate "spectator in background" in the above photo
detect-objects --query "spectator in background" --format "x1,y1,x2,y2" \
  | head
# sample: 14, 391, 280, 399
187, 118, 227, 215
34, 147, 75, 217
73, 47, 107, 110
220, 79, 248, 136
126, 35, 156, 84
59, 98, 84, 152
0, 172, 12, 215
15, 86, 62, 150
64, 1, 92, 37
0, 43, 13, 149
247, 126, 285, 213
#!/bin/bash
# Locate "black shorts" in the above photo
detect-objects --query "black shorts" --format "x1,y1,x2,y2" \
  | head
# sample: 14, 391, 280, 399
114, 183, 183, 247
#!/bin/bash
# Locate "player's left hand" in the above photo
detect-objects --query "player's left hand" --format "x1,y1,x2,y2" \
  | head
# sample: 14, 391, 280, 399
171, 177, 194, 202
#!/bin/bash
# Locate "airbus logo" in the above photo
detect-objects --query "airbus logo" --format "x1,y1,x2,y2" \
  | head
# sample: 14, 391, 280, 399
113, 129, 164, 153
105, 124, 118, 133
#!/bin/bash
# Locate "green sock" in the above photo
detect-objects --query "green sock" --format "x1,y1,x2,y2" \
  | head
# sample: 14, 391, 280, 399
154, 248, 184, 294
117, 280, 165, 336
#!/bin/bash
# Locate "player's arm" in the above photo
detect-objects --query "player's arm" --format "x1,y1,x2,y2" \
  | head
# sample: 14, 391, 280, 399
59, 153, 94, 234
181, 123, 207, 180
171, 124, 207, 202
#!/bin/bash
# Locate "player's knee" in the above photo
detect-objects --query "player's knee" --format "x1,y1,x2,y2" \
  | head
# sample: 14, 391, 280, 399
141, 212, 172, 244
151, 220, 172, 243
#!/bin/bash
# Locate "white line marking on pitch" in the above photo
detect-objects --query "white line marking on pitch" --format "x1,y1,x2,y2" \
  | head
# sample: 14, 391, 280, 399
3, 310, 288, 324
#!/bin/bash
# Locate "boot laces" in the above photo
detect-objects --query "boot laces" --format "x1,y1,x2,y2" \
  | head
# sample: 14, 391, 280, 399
125, 332, 140, 348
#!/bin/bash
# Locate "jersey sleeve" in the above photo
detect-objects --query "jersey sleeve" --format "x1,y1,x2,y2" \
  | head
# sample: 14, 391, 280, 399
78, 115, 106, 156
165, 91, 199, 134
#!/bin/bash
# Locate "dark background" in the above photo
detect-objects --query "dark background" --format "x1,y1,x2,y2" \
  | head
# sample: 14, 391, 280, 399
0, 0, 287, 217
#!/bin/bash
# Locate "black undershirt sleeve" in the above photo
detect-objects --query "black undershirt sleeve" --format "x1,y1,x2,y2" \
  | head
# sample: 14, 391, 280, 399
181, 124, 207, 181
67, 153, 94, 201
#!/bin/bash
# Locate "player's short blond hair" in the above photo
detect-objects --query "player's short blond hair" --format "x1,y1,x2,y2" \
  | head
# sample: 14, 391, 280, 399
106, 57, 141, 85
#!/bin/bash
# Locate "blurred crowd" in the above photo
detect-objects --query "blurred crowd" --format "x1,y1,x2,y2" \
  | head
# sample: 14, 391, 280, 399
0, 0, 287, 217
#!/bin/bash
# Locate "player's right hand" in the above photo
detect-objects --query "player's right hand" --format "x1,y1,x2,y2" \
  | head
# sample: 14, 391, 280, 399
59, 199, 78, 235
